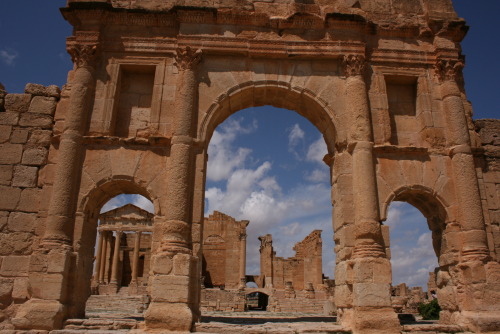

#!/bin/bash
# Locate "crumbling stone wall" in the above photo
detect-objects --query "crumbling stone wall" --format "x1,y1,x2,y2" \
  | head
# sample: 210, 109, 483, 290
475, 119, 500, 262
259, 230, 324, 291
0, 84, 59, 329
202, 211, 248, 289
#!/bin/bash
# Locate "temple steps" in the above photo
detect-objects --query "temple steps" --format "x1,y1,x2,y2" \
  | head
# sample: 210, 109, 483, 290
85, 293, 147, 316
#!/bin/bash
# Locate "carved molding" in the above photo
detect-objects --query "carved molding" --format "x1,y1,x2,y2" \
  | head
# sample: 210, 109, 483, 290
175, 46, 202, 71
434, 58, 464, 82
342, 54, 366, 77
67, 44, 98, 68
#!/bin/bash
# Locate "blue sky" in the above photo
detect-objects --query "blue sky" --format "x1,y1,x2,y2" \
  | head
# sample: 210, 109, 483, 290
2, 1, 499, 289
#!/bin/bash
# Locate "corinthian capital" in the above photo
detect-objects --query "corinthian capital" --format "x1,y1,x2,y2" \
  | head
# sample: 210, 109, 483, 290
342, 54, 366, 77
434, 58, 464, 82
175, 46, 202, 71
67, 44, 98, 68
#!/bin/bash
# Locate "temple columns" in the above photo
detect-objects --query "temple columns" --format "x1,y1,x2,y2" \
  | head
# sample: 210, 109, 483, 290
340, 55, 400, 334
145, 47, 202, 331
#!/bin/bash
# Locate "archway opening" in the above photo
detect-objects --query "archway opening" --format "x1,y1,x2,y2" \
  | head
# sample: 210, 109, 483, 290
246, 292, 269, 311
91, 194, 154, 294
203, 104, 335, 313
384, 192, 446, 315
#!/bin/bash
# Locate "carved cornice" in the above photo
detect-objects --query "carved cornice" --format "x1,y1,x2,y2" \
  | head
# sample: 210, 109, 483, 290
342, 54, 366, 77
434, 58, 464, 82
67, 44, 98, 68
175, 46, 203, 71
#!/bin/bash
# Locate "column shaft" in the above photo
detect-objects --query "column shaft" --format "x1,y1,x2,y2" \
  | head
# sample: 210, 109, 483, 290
110, 231, 122, 285
440, 76, 489, 259
131, 232, 142, 283
146, 47, 202, 331
340, 55, 399, 334
94, 231, 104, 283
42, 56, 96, 247
99, 232, 108, 283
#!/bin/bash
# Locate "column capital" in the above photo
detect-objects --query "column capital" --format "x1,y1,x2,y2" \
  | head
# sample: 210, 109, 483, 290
67, 43, 98, 69
342, 54, 366, 77
434, 58, 464, 83
175, 46, 202, 71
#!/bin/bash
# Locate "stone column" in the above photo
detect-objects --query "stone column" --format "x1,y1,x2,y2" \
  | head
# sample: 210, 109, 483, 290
239, 233, 247, 287
98, 231, 108, 283
104, 231, 112, 283
131, 231, 142, 285
435, 59, 499, 331
145, 47, 202, 331
15, 42, 99, 330
110, 231, 122, 288
93, 231, 104, 284
435, 59, 490, 260
341, 55, 400, 334
42, 43, 98, 248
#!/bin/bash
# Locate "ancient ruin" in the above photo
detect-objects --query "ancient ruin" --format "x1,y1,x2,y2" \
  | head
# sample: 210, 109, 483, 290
0, 0, 500, 333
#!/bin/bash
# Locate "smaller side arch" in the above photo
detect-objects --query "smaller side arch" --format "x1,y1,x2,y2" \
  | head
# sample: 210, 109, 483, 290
381, 185, 449, 258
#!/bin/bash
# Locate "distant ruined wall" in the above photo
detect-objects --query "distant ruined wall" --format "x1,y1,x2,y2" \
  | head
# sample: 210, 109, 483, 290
259, 230, 323, 291
475, 119, 500, 262
0, 84, 59, 328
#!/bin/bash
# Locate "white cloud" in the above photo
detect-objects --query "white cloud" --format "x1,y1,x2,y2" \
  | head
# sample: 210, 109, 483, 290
385, 201, 404, 228
305, 168, 329, 183
391, 231, 438, 289
0, 48, 18, 66
306, 135, 327, 164
288, 123, 305, 159
207, 118, 257, 182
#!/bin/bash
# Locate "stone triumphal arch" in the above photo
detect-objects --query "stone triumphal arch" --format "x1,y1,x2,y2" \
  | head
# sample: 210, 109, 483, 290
1, 0, 499, 333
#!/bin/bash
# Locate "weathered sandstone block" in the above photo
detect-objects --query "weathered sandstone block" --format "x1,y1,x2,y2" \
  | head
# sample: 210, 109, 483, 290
7, 212, 36, 233
24, 83, 60, 99
0, 185, 21, 211
0, 165, 13, 186
19, 113, 53, 129
0, 125, 11, 143
28, 96, 57, 116
12, 165, 38, 188
12, 299, 65, 330
22, 147, 48, 166
4, 94, 31, 113
0, 143, 23, 164
0, 256, 30, 277
10, 128, 29, 144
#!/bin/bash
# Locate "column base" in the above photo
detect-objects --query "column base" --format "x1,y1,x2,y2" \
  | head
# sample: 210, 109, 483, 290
349, 307, 401, 334
11, 299, 66, 330
144, 301, 194, 331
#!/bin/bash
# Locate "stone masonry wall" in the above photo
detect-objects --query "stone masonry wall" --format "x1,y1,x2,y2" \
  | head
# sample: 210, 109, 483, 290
475, 119, 500, 262
0, 84, 59, 328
